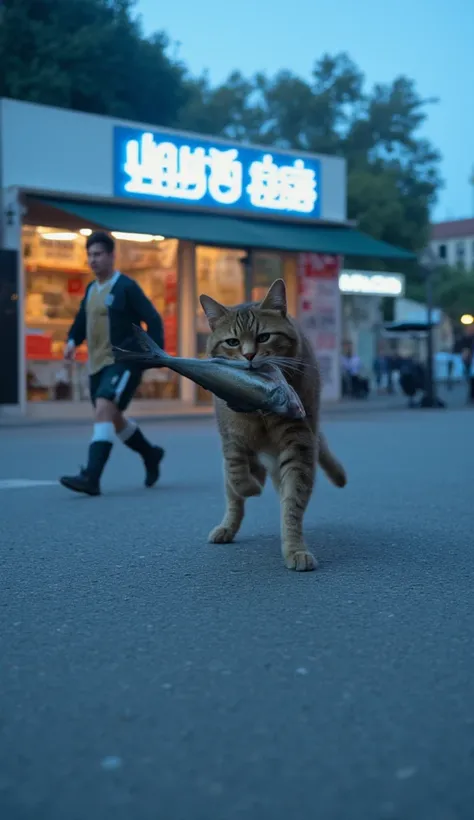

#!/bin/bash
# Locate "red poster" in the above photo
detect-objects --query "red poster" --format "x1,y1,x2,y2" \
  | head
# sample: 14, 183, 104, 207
67, 277, 86, 296
301, 253, 341, 280
297, 253, 342, 402
26, 334, 52, 359
164, 315, 177, 357
164, 272, 177, 305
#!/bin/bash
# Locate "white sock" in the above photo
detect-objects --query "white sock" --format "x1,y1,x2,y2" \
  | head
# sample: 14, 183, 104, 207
91, 422, 115, 443
117, 418, 137, 443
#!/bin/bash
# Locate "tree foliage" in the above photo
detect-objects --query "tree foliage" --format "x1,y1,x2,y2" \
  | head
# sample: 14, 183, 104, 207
406, 266, 474, 324
0, 0, 189, 125
0, 8, 442, 263
179, 54, 442, 261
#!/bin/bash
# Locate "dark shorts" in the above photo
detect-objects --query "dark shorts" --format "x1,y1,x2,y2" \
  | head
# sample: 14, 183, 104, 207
89, 364, 142, 412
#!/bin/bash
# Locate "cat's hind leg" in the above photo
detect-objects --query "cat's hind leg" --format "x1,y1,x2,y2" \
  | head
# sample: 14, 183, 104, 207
249, 454, 267, 489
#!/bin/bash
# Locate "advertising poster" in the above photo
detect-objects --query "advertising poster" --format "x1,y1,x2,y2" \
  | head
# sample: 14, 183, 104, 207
297, 253, 342, 402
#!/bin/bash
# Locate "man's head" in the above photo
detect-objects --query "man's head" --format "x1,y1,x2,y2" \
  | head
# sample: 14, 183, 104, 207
86, 231, 115, 280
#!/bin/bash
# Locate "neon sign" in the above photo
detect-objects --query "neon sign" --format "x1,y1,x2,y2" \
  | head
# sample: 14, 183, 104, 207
339, 271, 405, 297
113, 126, 321, 219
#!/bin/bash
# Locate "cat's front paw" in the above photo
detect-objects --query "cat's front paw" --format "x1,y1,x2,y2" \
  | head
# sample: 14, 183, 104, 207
208, 524, 236, 544
284, 550, 318, 572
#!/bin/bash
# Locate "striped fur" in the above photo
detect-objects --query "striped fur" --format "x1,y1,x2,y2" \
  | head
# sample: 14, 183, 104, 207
199, 279, 347, 572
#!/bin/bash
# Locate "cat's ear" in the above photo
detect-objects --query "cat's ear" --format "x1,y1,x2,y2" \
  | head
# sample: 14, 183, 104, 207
260, 278, 287, 316
199, 294, 229, 329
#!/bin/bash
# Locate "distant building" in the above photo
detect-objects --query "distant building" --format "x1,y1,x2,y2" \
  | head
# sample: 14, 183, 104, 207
339, 269, 406, 376
429, 218, 474, 270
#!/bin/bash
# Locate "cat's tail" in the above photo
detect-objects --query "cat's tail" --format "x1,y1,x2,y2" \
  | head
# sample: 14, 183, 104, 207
317, 432, 347, 488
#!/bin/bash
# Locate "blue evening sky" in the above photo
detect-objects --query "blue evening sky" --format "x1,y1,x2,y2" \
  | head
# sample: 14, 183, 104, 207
139, 0, 473, 223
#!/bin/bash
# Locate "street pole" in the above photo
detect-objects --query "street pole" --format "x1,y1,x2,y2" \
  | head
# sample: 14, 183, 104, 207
418, 247, 445, 409
469, 165, 474, 217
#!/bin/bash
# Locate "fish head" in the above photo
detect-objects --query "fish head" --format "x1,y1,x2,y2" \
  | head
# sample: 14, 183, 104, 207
271, 383, 306, 420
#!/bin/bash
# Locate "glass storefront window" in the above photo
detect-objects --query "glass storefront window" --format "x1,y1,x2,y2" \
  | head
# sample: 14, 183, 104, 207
116, 236, 179, 401
23, 225, 179, 403
251, 252, 283, 301
195, 245, 246, 405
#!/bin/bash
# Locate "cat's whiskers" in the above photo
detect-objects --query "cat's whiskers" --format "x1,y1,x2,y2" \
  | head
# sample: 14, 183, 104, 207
272, 357, 322, 374
261, 356, 306, 375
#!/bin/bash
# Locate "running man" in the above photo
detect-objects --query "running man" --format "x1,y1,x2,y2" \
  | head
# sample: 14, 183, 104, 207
59, 231, 165, 496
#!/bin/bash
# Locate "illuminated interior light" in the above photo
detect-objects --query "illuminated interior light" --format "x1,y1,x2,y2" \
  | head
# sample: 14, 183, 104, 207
36, 227, 166, 243
39, 231, 78, 241
110, 231, 165, 243
460, 314, 474, 325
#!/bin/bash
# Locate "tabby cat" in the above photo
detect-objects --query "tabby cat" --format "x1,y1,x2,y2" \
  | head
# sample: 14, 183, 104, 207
199, 278, 347, 572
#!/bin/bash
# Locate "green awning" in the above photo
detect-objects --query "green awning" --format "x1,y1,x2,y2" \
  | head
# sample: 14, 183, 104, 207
35, 197, 414, 260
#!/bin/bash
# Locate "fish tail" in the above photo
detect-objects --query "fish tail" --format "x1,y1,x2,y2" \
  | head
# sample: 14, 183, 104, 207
112, 324, 168, 367
131, 324, 165, 356
112, 348, 158, 365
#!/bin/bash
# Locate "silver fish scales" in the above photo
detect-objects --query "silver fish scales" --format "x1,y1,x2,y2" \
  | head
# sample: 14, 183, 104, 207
113, 325, 305, 420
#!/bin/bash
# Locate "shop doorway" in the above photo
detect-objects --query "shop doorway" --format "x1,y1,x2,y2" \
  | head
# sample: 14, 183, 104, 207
194, 247, 284, 405
195, 245, 246, 405
250, 251, 283, 301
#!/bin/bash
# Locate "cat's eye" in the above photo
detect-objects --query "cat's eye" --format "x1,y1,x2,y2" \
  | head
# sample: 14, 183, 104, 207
225, 338, 240, 347
257, 333, 271, 343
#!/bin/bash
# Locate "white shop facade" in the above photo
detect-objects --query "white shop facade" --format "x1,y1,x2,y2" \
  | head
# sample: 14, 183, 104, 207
0, 98, 412, 419
339, 269, 406, 375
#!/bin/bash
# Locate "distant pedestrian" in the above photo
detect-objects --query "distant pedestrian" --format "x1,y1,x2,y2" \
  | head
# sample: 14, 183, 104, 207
341, 344, 369, 399
459, 342, 474, 404
399, 357, 424, 408
446, 355, 454, 391
59, 231, 165, 496
469, 354, 474, 405
373, 354, 387, 394
385, 355, 396, 394
454, 325, 474, 403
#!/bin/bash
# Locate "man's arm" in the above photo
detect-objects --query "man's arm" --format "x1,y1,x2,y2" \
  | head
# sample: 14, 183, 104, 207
64, 290, 88, 359
127, 280, 165, 348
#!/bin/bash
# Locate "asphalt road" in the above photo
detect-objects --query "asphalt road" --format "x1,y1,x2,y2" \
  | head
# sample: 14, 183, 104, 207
1, 409, 473, 820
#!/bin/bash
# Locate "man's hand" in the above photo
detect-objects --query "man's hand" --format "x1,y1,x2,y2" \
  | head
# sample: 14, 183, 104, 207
64, 340, 76, 362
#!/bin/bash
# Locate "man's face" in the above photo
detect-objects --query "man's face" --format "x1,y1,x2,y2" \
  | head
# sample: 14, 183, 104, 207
87, 243, 114, 279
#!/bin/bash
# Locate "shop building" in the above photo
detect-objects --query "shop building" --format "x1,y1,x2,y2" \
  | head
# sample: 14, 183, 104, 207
0, 98, 412, 418
339, 269, 406, 377
429, 218, 474, 270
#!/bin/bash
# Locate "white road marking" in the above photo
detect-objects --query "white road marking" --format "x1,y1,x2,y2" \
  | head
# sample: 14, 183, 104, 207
100, 756, 123, 771
0, 479, 57, 490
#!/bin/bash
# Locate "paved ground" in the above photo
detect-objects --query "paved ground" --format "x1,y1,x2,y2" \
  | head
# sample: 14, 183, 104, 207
1, 407, 473, 820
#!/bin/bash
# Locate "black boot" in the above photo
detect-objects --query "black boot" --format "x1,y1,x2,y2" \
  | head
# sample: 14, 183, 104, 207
143, 446, 165, 488
60, 441, 113, 496
123, 428, 165, 487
